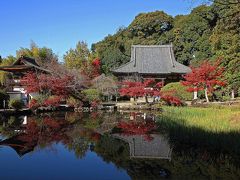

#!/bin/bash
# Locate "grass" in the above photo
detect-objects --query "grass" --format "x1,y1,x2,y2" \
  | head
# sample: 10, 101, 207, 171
159, 106, 240, 133
156, 106, 240, 155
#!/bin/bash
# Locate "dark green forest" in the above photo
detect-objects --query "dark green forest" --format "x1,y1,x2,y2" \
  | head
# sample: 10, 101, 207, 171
0, 1, 239, 95
92, 2, 239, 90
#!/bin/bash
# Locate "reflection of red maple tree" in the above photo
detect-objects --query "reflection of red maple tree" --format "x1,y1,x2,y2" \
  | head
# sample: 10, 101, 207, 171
90, 132, 101, 142
17, 117, 71, 148
117, 120, 157, 141
17, 120, 39, 147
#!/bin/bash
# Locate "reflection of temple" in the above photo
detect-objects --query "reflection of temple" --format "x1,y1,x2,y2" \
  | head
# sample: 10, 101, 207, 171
0, 135, 36, 157
112, 134, 172, 160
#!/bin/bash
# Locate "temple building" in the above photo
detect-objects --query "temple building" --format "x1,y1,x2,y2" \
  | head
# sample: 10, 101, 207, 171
0, 56, 49, 106
112, 44, 191, 84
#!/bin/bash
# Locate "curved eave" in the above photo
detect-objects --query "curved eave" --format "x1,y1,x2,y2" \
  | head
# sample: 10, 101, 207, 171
0, 66, 33, 72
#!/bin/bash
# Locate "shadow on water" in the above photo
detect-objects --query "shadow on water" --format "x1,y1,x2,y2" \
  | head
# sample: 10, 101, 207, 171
0, 111, 240, 179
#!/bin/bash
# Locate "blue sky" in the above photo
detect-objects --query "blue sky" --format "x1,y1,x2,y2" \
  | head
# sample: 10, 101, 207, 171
0, 0, 201, 60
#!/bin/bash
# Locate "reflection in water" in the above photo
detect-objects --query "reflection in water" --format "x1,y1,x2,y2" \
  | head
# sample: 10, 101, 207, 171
0, 134, 35, 157
0, 112, 240, 179
113, 134, 172, 160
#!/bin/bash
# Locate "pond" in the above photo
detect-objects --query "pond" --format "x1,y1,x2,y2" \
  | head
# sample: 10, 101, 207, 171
0, 111, 240, 179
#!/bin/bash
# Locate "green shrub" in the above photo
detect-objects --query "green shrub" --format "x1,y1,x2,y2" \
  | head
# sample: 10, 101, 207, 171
161, 82, 192, 101
82, 89, 101, 102
222, 96, 231, 101
9, 99, 24, 110
212, 88, 231, 101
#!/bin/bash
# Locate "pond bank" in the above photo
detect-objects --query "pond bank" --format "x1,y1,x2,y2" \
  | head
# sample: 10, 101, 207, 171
0, 108, 31, 116
116, 102, 162, 111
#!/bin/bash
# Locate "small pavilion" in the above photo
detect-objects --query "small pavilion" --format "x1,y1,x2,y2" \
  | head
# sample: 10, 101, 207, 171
0, 56, 49, 106
0, 56, 48, 74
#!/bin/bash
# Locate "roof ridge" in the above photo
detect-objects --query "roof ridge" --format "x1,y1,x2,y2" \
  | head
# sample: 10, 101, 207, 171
111, 60, 134, 72
132, 44, 173, 48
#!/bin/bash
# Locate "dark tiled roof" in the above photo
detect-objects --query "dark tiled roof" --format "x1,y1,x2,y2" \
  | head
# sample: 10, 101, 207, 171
14, 56, 40, 67
0, 56, 50, 73
112, 45, 191, 75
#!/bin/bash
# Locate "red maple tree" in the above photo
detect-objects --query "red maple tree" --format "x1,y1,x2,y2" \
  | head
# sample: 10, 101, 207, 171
160, 90, 183, 106
21, 71, 73, 97
119, 79, 182, 105
119, 79, 163, 103
181, 60, 226, 102
21, 71, 75, 108
81, 58, 101, 79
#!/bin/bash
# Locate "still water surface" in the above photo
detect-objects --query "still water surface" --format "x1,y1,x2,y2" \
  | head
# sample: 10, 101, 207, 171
0, 111, 239, 179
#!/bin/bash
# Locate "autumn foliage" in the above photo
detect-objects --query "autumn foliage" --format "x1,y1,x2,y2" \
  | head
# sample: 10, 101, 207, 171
119, 79, 163, 97
119, 78, 182, 106
29, 99, 39, 109
81, 58, 101, 79
21, 72, 73, 97
42, 96, 62, 107
161, 90, 182, 106
182, 60, 226, 102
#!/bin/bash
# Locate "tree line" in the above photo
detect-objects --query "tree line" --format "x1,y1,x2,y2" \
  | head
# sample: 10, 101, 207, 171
0, 0, 239, 101
92, 1, 239, 94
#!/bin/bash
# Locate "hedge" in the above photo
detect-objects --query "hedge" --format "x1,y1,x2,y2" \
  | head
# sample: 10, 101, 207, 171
161, 82, 193, 101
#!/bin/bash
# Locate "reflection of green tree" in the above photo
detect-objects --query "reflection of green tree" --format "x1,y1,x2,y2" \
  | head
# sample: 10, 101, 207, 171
67, 137, 89, 159
65, 112, 83, 123
65, 121, 96, 159
0, 116, 23, 137
94, 134, 129, 166
83, 119, 102, 129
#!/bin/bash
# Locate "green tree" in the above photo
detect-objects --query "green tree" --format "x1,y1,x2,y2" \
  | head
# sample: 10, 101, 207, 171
0, 56, 16, 84
209, 2, 240, 97
93, 11, 174, 74
197, 0, 240, 5
64, 41, 90, 69
16, 42, 58, 67
170, 6, 215, 65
